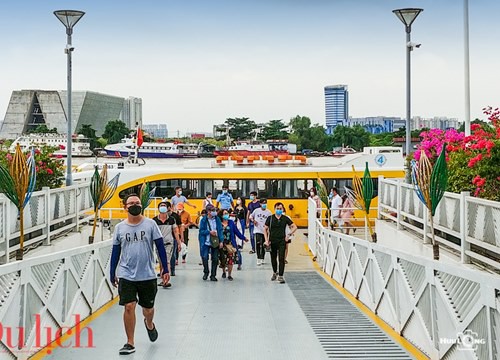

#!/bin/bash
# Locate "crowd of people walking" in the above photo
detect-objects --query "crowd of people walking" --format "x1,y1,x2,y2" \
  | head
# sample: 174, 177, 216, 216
109, 187, 297, 355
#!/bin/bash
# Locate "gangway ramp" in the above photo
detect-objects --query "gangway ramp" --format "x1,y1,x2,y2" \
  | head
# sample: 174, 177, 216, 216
42, 239, 418, 360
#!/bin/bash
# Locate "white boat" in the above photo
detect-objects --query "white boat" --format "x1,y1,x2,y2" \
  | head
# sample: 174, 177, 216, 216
9, 133, 93, 157
214, 140, 297, 157
104, 138, 201, 158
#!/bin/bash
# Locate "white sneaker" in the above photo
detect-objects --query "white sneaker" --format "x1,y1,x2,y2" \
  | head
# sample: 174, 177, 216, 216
257, 259, 262, 266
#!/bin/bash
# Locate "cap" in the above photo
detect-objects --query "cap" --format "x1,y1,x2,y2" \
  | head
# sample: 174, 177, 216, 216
158, 201, 168, 208
176, 203, 184, 210
206, 204, 215, 211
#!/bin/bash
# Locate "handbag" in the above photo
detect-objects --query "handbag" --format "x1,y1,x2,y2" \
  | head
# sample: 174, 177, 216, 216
225, 243, 236, 255
207, 219, 220, 248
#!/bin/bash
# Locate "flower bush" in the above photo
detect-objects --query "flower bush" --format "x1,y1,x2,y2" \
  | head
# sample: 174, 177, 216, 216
0, 145, 64, 190
414, 107, 500, 201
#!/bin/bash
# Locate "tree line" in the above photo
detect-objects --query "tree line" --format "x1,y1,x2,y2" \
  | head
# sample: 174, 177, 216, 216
32, 115, 479, 152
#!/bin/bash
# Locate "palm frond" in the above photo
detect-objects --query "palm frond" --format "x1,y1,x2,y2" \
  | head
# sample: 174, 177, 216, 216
361, 162, 373, 213
23, 149, 37, 207
414, 150, 433, 210
314, 178, 329, 207
139, 181, 150, 213
344, 186, 363, 211
410, 159, 427, 205
90, 166, 102, 212
99, 173, 120, 209
430, 146, 448, 216
10, 144, 29, 209
0, 165, 18, 206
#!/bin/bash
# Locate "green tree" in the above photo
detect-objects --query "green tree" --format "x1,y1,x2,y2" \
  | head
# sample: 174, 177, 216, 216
330, 125, 370, 151
77, 124, 98, 149
259, 119, 289, 141
96, 138, 108, 148
458, 119, 488, 132
102, 120, 130, 144
224, 117, 258, 141
29, 125, 58, 134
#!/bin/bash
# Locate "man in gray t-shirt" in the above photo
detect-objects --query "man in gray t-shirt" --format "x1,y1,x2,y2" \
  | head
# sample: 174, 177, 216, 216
110, 194, 170, 355
112, 218, 163, 281
169, 186, 197, 209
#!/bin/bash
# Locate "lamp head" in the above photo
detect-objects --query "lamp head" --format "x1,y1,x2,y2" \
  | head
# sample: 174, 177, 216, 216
393, 8, 423, 32
54, 10, 85, 34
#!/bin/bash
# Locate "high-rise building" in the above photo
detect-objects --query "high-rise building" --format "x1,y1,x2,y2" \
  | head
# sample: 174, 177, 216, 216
143, 124, 168, 139
324, 85, 348, 134
120, 97, 143, 130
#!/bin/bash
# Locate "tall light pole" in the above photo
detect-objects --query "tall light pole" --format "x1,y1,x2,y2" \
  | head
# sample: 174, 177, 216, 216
54, 10, 85, 186
464, 0, 471, 136
393, 8, 423, 156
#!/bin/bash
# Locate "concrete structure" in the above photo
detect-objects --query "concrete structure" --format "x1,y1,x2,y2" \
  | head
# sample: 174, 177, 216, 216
324, 85, 348, 134
142, 123, 168, 138
0, 90, 142, 139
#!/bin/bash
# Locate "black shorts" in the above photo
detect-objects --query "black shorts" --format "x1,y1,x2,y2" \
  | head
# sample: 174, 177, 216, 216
118, 278, 158, 308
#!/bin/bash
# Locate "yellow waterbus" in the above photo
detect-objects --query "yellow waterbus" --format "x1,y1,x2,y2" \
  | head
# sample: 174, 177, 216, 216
74, 147, 405, 227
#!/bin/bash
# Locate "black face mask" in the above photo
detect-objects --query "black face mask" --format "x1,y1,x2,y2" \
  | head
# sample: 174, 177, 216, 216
128, 205, 142, 216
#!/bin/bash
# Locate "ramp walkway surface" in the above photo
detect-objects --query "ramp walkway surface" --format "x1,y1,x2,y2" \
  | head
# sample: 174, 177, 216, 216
44, 232, 417, 360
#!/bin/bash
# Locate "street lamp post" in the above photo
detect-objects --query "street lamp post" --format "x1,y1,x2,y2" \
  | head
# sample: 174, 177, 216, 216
393, 8, 423, 156
54, 10, 85, 186
464, 0, 471, 136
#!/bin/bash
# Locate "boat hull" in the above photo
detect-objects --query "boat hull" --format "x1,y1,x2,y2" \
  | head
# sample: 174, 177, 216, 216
104, 150, 199, 158
213, 150, 289, 157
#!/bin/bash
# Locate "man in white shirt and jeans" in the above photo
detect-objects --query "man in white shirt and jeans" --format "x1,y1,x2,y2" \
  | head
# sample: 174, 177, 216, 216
330, 187, 343, 230
249, 198, 272, 265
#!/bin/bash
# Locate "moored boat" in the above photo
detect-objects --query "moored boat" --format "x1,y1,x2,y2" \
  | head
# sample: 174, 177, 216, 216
9, 133, 93, 157
214, 140, 297, 157
104, 138, 201, 158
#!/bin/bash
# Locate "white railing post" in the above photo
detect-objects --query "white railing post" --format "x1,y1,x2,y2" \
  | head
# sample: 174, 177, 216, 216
378, 176, 384, 220
43, 187, 51, 246
1, 198, 9, 264
74, 186, 79, 232
396, 179, 402, 230
422, 206, 430, 244
308, 198, 317, 255
461, 191, 471, 264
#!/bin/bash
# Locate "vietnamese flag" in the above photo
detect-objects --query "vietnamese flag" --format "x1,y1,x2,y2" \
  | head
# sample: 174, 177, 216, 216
137, 127, 143, 148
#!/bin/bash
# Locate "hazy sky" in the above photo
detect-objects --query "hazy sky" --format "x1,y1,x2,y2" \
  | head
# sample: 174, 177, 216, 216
0, 0, 498, 135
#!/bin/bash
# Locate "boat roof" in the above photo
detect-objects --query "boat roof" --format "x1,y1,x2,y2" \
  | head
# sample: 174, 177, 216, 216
73, 147, 404, 185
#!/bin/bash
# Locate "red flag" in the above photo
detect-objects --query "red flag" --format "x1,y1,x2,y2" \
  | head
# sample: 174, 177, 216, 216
137, 128, 143, 148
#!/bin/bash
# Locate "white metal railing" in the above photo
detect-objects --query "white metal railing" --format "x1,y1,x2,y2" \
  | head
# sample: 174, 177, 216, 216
308, 200, 500, 359
0, 182, 93, 264
378, 176, 500, 271
0, 240, 116, 359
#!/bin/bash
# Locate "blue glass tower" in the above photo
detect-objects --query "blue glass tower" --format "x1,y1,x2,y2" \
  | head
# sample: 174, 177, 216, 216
324, 85, 348, 135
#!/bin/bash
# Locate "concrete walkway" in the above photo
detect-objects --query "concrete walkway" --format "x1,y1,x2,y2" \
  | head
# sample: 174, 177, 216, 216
46, 230, 328, 360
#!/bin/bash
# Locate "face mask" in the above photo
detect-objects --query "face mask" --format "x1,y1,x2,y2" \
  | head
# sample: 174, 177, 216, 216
207, 196, 212, 200
223, 190, 227, 194
210, 211, 217, 217
159, 206, 167, 213
128, 205, 142, 216
310, 191, 315, 196
275, 209, 283, 216
250, 195, 255, 201
222, 214, 230, 220
178, 191, 182, 195
261, 204, 267, 210
236, 200, 241, 205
